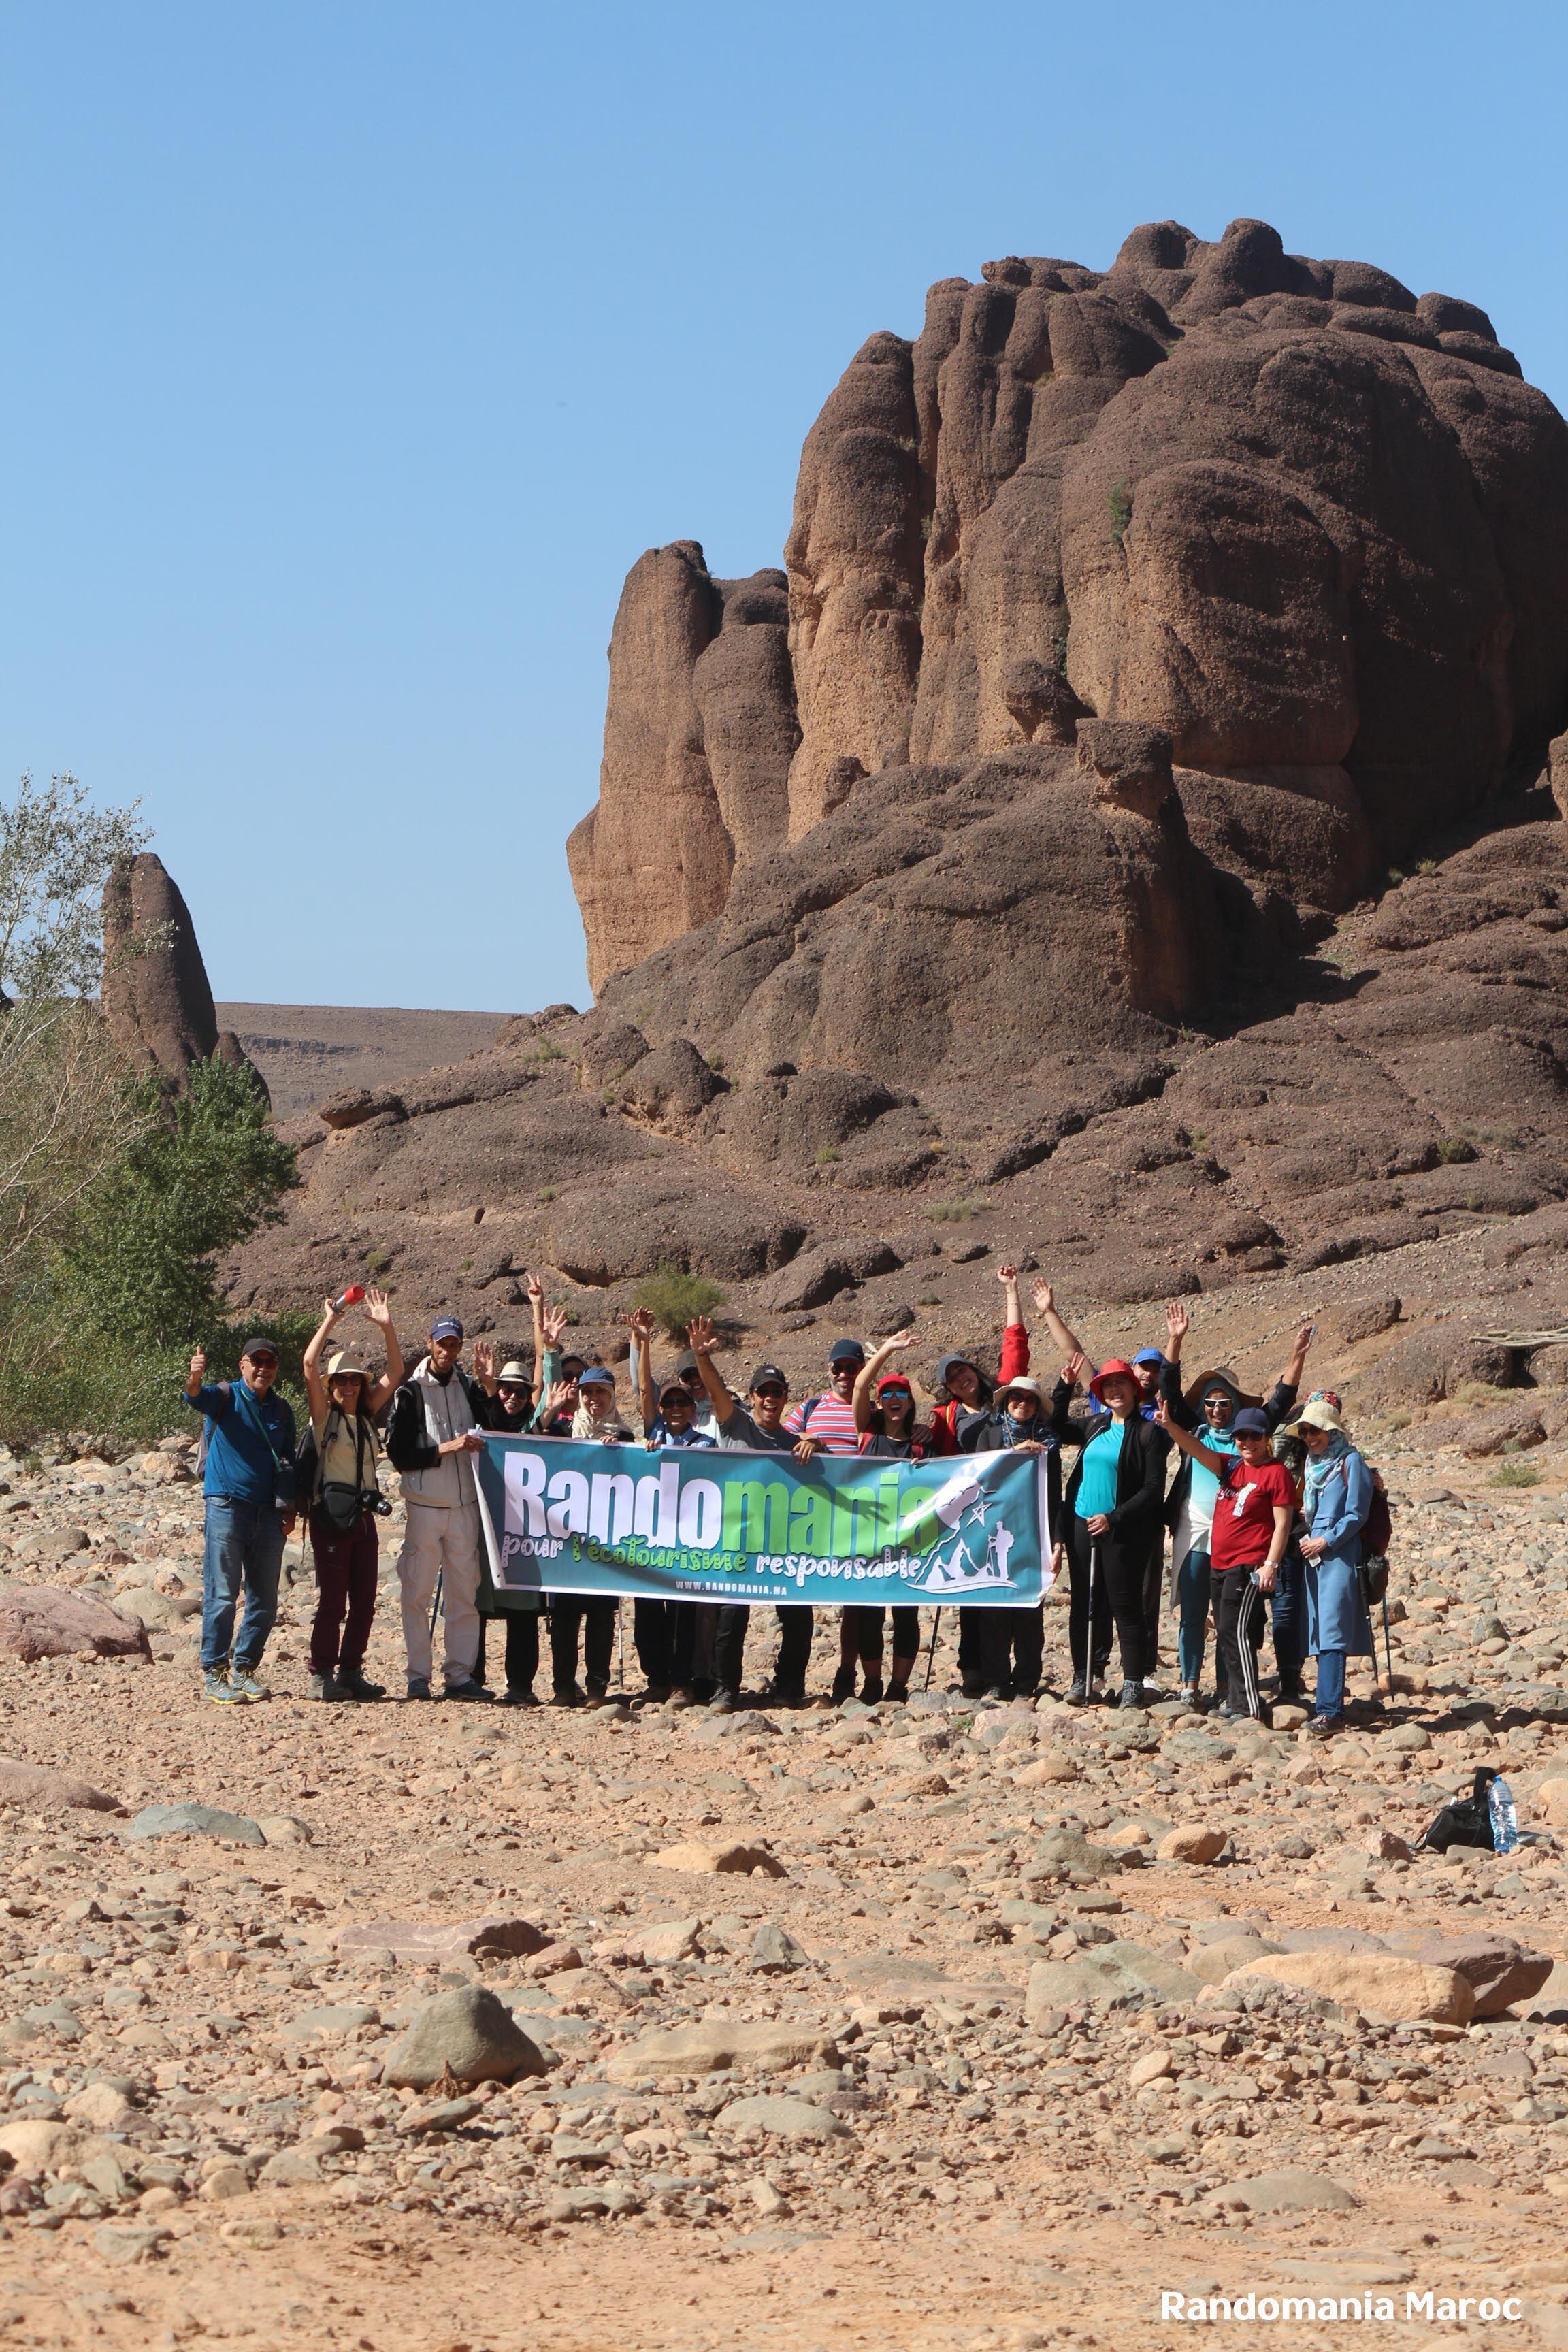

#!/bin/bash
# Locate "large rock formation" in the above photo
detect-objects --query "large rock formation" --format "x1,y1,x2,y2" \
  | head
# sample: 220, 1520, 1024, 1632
101, 853, 267, 1098
568, 218, 1568, 1042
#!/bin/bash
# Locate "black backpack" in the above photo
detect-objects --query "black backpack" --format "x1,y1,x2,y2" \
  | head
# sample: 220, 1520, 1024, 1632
1415, 1766, 1499, 1855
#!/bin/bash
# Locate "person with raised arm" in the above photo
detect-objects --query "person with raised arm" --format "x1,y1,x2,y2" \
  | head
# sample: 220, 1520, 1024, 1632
184, 1333, 297, 1705
1060, 1360, 1169, 1710
929, 1265, 1034, 1457
688, 1316, 814, 1711
626, 1305, 713, 1705
958, 1366, 1060, 1701
1160, 1303, 1314, 1709
1153, 1394, 1294, 1722
834, 1330, 928, 1702
299, 1286, 404, 1703
385, 1315, 491, 1703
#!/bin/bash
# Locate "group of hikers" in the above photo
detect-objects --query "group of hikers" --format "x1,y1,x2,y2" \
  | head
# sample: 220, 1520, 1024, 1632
183, 1264, 1380, 1740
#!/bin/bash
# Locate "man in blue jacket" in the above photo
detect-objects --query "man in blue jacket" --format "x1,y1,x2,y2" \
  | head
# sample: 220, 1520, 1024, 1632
184, 1337, 297, 1704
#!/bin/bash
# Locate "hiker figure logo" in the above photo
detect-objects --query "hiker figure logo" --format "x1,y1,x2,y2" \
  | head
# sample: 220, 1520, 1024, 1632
916, 1467, 1021, 1595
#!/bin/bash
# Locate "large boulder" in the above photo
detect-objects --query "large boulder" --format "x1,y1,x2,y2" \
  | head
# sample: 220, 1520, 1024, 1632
0, 1589, 151, 1665
101, 853, 267, 1099
380, 1987, 547, 2091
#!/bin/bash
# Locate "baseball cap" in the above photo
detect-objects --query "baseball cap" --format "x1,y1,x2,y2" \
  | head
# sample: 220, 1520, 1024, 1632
674, 1350, 700, 1377
936, 1352, 981, 1388
578, 1365, 615, 1389
828, 1339, 866, 1365
1230, 1407, 1270, 1435
1133, 1348, 1166, 1367
429, 1316, 464, 1343
658, 1378, 693, 1402
876, 1373, 913, 1396
240, 1336, 278, 1362
749, 1363, 789, 1392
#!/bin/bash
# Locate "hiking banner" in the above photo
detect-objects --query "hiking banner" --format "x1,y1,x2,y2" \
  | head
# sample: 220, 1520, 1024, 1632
474, 1433, 1054, 1610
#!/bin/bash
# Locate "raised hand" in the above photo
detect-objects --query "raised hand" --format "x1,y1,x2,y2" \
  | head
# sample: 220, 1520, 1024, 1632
1164, 1300, 1190, 1344
544, 1379, 571, 1414
627, 1307, 656, 1343
1294, 1321, 1316, 1356
188, 1345, 207, 1385
541, 1304, 570, 1348
527, 1272, 544, 1305
364, 1286, 393, 1327
321, 1296, 341, 1324
883, 1328, 915, 1353
687, 1315, 715, 1356
1032, 1280, 1055, 1316
1062, 1350, 1086, 1388
1152, 1394, 1174, 1430
472, 1339, 499, 1384
997, 1263, 1017, 1286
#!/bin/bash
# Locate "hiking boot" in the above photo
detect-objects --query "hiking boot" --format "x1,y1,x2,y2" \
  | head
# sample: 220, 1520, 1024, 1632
308, 1671, 351, 1703
831, 1664, 858, 1704
1118, 1679, 1145, 1710
1277, 1680, 1308, 1706
1304, 1712, 1339, 1740
204, 1668, 242, 1705
960, 1673, 985, 1699
549, 1684, 585, 1708
639, 1684, 672, 1705
758, 1682, 806, 1710
227, 1668, 270, 1702
1065, 1677, 1090, 1705
707, 1691, 740, 1714
585, 1680, 610, 1703
405, 1675, 434, 1701
859, 1674, 885, 1705
885, 1678, 911, 1705
668, 1686, 696, 1710
337, 1670, 385, 1702
981, 1684, 1008, 1702
443, 1678, 491, 1703
496, 1684, 539, 1708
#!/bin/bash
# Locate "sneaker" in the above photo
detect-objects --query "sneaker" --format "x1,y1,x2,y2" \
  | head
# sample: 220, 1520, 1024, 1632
1065, 1677, 1090, 1705
308, 1671, 351, 1703
831, 1664, 857, 1704
337, 1670, 385, 1702
405, 1675, 434, 1701
204, 1668, 242, 1705
668, 1687, 696, 1710
707, 1691, 739, 1714
960, 1673, 985, 1699
584, 1680, 610, 1703
1177, 1684, 1198, 1708
443, 1678, 491, 1703
549, 1685, 585, 1708
227, 1668, 270, 1702
1118, 1679, 1145, 1710
859, 1675, 885, 1705
885, 1678, 911, 1705
759, 1681, 806, 1710
981, 1685, 1008, 1702
1304, 1712, 1339, 1740
497, 1684, 540, 1708
639, 1684, 672, 1705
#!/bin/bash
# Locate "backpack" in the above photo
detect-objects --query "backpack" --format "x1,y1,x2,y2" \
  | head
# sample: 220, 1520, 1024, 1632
1416, 1766, 1499, 1855
1360, 1471, 1392, 1603
297, 1407, 378, 1534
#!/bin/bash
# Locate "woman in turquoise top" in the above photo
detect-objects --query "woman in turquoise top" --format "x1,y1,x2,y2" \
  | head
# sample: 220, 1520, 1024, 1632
1059, 1358, 1170, 1708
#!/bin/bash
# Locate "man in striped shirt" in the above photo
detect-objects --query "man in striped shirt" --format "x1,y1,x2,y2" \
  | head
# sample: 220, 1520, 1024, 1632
786, 1339, 866, 1456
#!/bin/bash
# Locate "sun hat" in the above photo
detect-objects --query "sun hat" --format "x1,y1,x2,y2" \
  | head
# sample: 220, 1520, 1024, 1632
429, 1316, 464, 1343
325, 1350, 370, 1382
1184, 1366, 1261, 1411
1230, 1407, 1271, 1436
996, 1375, 1048, 1408
1281, 1397, 1347, 1437
1088, 1358, 1140, 1403
497, 1360, 530, 1386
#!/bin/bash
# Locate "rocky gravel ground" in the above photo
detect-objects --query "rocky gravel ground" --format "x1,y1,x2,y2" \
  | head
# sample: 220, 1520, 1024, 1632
3, 1375, 1568, 2350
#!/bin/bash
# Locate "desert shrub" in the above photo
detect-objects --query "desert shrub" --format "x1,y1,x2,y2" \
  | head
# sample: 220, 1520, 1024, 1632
1487, 1461, 1542, 1489
634, 1262, 727, 1340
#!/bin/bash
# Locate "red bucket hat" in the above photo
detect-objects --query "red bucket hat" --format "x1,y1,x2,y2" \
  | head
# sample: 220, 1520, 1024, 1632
1088, 1358, 1139, 1404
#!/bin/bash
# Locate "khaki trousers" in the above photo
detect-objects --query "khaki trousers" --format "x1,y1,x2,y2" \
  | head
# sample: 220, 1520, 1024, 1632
397, 1499, 483, 1684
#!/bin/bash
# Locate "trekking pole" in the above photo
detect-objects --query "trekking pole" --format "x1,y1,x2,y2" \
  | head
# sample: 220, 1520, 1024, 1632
617, 1599, 625, 1693
428, 1569, 444, 1640
924, 1607, 941, 1690
1381, 1590, 1395, 1695
1088, 1539, 1101, 1698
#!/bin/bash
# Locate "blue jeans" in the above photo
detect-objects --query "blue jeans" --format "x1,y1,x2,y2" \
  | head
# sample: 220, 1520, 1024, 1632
1270, 1548, 1307, 1690
1176, 1545, 1212, 1688
201, 1498, 285, 1673
1315, 1647, 1346, 1720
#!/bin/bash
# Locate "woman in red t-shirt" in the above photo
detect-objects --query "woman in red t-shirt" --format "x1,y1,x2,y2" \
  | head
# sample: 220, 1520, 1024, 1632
1153, 1401, 1294, 1720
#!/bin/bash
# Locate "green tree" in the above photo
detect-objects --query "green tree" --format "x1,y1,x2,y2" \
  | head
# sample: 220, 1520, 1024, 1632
62, 1056, 299, 1350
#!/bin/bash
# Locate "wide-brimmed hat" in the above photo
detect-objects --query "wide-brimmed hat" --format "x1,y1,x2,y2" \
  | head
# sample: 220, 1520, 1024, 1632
996, 1375, 1048, 1409
497, 1360, 530, 1386
1183, 1365, 1262, 1411
1281, 1397, 1347, 1437
1089, 1358, 1140, 1403
325, 1350, 370, 1383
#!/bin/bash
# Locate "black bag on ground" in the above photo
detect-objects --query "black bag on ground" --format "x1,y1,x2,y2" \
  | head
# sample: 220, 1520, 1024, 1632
1415, 1765, 1498, 1854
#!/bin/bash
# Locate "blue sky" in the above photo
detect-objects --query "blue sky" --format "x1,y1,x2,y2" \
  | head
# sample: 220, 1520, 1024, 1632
4, 0, 1566, 1013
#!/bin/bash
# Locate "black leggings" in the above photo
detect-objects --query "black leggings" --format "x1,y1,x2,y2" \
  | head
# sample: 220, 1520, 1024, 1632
849, 1605, 920, 1662
1066, 1515, 1152, 1683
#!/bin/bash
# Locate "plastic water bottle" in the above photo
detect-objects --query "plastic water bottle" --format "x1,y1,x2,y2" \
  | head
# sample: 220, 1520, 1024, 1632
1488, 1775, 1519, 1857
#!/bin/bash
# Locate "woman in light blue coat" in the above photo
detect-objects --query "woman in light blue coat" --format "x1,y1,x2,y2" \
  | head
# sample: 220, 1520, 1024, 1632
1282, 1396, 1373, 1737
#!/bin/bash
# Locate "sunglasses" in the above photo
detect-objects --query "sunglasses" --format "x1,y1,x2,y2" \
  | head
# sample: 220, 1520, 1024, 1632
754, 1385, 787, 1400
